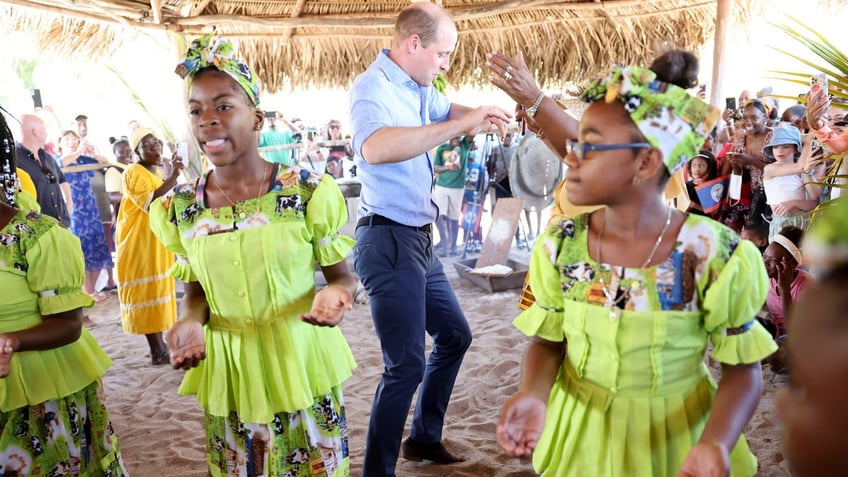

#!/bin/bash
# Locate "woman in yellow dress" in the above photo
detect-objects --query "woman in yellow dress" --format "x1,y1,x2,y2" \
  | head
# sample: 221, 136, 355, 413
115, 127, 184, 364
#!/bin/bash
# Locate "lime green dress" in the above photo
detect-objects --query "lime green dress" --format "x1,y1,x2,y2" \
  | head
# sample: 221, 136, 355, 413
516, 213, 778, 477
149, 165, 356, 477
0, 209, 126, 476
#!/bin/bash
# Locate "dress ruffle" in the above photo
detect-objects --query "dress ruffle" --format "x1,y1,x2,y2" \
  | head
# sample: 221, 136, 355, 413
180, 317, 355, 423
513, 304, 565, 343
168, 256, 198, 283
0, 329, 111, 412
704, 239, 777, 364
314, 233, 355, 267
38, 289, 94, 317
534, 363, 757, 476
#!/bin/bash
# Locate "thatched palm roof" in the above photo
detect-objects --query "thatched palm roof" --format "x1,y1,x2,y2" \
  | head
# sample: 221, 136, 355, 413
2, 0, 721, 91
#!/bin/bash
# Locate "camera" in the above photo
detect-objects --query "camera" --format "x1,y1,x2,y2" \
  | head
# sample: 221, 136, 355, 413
305, 127, 319, 142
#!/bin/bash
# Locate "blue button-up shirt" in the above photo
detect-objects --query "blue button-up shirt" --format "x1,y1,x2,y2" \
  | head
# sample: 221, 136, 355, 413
15, 143, 71, 227
349, 49, 452, 227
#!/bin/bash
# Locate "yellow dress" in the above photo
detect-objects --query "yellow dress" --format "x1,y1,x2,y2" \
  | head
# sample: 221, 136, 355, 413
17, 169, 37, 199
115, 163, 176, 334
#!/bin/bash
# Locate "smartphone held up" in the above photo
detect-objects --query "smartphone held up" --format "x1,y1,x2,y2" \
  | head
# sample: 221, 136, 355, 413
31, 89, 43, 109
810, 73, 828, 99
725, 97, 736, 112
175, 142, 188, 161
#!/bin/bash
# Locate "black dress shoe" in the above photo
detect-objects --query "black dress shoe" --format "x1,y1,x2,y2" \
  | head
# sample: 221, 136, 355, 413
401, 438, 465, 464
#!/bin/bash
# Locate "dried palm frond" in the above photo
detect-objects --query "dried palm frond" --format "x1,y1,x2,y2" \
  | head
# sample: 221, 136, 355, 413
1, 0, 719, 92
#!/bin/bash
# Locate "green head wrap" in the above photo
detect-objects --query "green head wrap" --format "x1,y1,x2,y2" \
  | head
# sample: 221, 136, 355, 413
175, 35, 261, 108
580, 66, 721, 174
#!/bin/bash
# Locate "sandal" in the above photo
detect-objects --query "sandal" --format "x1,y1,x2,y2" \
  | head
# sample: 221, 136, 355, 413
89, 292, 109, 303
151, 349, 171, 366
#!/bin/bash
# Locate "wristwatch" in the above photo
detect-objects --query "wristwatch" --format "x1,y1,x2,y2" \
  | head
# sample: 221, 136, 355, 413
525, 92, 546, 118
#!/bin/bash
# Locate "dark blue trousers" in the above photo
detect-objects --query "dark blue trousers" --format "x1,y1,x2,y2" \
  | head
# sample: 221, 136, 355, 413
354, 223, 472, 477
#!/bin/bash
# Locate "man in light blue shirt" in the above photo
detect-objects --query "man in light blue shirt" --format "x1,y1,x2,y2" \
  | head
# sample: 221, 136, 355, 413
349, 3, 510, 476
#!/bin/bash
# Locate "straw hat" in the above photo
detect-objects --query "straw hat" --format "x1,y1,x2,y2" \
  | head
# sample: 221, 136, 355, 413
130, 127, 157, 153
509, 134, 564, 210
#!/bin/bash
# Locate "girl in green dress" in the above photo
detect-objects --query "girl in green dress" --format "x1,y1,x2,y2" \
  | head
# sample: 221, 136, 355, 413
0, 110, 127, 476
494, 51, 777, 476
149, 36, 357, 476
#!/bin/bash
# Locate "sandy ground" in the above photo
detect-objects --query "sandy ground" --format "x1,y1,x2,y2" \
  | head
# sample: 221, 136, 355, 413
85, 237, 792, 476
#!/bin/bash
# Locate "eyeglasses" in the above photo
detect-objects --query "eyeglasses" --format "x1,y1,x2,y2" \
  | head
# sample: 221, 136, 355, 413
41, 166, 57, 184
329, 125, 341, 129
565, 139, 652, 161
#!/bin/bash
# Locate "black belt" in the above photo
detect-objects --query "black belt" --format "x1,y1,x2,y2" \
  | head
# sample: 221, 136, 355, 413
357, 215, 431, 233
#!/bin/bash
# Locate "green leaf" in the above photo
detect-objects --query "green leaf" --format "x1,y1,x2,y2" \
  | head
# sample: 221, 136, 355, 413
769, 47, 845, 79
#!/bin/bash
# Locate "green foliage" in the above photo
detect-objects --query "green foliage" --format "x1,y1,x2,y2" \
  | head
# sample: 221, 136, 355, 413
769, 17, 848, 228
14, 58, 37, 89
433, 74, 447, 95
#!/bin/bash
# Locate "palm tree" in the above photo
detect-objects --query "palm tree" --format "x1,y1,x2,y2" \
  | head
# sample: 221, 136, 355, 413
769, 18, 847, 198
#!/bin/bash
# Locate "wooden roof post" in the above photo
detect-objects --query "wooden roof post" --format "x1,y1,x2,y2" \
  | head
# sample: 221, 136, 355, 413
711, 0, 733, 108
169, 31, 204, 177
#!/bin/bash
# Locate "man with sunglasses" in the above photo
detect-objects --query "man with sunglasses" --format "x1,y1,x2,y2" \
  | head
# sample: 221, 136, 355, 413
15, 114, 71, 226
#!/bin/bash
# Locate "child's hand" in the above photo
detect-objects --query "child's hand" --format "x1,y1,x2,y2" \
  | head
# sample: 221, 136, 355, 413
678, 441, 729, 477
776, 256, 795, 292
496, 391, 547, 457
0, 334, 18, 379
772, 200, 802, 217
166, 321, 206, 370
301, 284, 353, 327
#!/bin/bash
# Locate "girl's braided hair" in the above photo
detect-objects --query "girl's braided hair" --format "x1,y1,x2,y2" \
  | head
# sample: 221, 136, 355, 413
0, 107, 19, 208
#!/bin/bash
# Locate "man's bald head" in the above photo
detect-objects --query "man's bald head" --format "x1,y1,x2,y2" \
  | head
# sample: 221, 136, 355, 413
393, 2, 454, 49
19, 114, 47, 147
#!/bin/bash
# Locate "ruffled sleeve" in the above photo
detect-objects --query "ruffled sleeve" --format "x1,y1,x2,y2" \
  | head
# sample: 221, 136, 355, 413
704, 239, 778, 364
305, 175, 355, 266
122, 164, 157, 212
513, 224, 568, 342
24, 223, 94, 315
149, 192, 198, 282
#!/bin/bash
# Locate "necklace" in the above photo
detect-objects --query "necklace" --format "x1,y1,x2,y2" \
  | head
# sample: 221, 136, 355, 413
596, 206, 673, 320
214, 163, 270, 220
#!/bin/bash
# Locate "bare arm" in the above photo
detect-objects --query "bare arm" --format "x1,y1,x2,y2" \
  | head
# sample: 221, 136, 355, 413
151, 157, 184, 201
59, 150, 83, 167
808, 93, 848, 154
447, 103, 473, 121
168, 280, 209, 370
0, 309, 83, 353
320, 261, 358, 300
762, 161, 803, 180
518, 337, 565, 399
279, 116, 299, 133
60, 182, 73, 212
301, 261, 357, 327
361, 105, 510, 164
698, 362, 762, 453
485, 51, 579, 158
496, 336, 565, 456
179, 281, 210, 325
